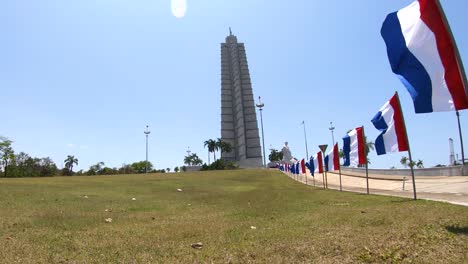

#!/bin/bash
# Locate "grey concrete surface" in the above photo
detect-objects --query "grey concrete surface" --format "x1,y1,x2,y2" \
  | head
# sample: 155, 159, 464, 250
283, 170, 468, 207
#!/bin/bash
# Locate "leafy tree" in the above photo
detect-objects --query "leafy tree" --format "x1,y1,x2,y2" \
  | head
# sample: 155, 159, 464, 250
0, 137, 15, 177
87, 161, 105, 175
268, 148, 283, 162
118, 164, 135, 174
181, 166, 187, 172
130, 161, 153, 174
64, 155, 78, 176
200, 159, 238, 171
38, 157, 58, 177
166, 168, 170, 173
174, 166, 179, 173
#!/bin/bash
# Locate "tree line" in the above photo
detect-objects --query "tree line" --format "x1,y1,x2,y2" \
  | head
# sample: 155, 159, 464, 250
0, 136, 178, 177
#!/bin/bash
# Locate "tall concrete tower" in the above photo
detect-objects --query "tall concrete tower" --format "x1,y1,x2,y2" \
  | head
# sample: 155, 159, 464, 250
220, 30, 262, 168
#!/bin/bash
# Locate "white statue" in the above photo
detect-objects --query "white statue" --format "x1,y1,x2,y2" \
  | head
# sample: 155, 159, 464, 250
281, 142, 292, 164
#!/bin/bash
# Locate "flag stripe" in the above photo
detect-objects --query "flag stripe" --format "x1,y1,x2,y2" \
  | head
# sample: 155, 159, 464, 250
356, 127, 366, 165
389, 94, 409, 151
382, 11, 434, 113
381, 0, 468, 113
420, 0, 468, 110
333, 144, 340, 170
397, 1, 454, 112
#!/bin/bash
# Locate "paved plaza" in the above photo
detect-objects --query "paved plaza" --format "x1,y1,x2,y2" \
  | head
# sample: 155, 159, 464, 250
286, 170, 468, 207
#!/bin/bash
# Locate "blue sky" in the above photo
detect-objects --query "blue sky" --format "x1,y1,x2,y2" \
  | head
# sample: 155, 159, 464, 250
2, 0, 467, 171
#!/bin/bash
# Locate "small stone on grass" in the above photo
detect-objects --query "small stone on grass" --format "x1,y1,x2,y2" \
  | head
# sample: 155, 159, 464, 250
132, 198, 136, 201
105, 218, 112, 223
250, 226, 257, 230
191, 242, 203, 249
177, 189, 183, 192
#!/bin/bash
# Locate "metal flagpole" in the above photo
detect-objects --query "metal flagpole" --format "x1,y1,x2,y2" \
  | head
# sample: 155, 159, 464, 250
394, 92, 417, 200
319, 145, 328, 189
362, 126, 369, 195
456, 111, 465, 164
436, 0, 468, 165
302, 121, 309, 161
336, 143, 343, 192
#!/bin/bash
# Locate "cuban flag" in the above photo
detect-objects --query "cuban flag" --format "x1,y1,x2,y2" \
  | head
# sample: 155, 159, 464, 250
371, 93, 409, 155
343, 127, 366, 166
381, 0, 468, 113
324, 143, 340, 172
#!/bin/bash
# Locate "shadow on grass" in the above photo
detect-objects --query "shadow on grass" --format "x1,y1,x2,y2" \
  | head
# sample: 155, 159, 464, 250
445, 225, 468, 235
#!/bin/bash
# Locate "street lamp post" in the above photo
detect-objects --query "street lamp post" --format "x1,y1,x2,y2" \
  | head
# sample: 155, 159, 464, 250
144, 125, 151, 173
301, 121, 309, 160
256, 96, 266, 167
186, 147, 191, 166
329, 122, 335, 146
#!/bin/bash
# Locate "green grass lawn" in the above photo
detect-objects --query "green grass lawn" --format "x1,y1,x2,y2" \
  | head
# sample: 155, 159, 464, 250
0, 169, 467, 263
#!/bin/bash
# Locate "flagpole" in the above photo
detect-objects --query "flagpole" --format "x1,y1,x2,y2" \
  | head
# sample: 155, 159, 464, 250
436, 0, 468, 165
325, 171, 328, 189
322, 170, 326, 189
305, 165, 308, 185
362, 126, 370, 195
338, 164, 342, 192
395, 92, 417, 200
337, 143, 343, 192
302, 121, 309, 161
456, 111, 465, 164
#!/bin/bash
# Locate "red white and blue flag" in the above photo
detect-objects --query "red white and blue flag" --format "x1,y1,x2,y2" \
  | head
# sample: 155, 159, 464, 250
324, 143, 340, 172
343, 127, 366, 167
381, 0, 468, 113
309, 151, 323, 176
371, 93, 409, 155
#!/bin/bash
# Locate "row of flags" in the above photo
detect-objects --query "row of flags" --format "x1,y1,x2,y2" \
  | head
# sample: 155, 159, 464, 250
279, 0, 468, 200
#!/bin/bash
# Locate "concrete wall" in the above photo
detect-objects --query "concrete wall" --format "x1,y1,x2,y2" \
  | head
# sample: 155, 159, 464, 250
184, 166, 202, 172
341, 166, 467, 177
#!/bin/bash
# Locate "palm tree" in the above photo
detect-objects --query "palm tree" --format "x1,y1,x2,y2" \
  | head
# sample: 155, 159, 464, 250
416, 160, 424, 168
217, 139, 232, 157
184, 155, 192, 166
204, 139, 217, 163
64, 155, 78, 175
400, 156, 408, 168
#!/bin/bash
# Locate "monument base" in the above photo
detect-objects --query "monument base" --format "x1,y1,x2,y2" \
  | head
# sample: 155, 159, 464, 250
237, 158, 263, 168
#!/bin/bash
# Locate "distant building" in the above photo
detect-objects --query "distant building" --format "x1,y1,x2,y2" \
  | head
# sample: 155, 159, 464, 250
220, 30, 262, 168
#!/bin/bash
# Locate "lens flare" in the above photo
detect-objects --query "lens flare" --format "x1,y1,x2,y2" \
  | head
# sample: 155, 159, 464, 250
171, 0, 187, 18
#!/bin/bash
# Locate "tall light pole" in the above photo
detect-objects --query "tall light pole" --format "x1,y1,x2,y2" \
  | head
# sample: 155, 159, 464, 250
144, 125, 151, 173
301, 121, 309, 159
186, 146, 191, 166
256, 96, 266, 167
329, 122, 335, 146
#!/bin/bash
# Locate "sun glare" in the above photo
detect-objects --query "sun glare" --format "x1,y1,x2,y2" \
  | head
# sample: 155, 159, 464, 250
171, 0, 187, 18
